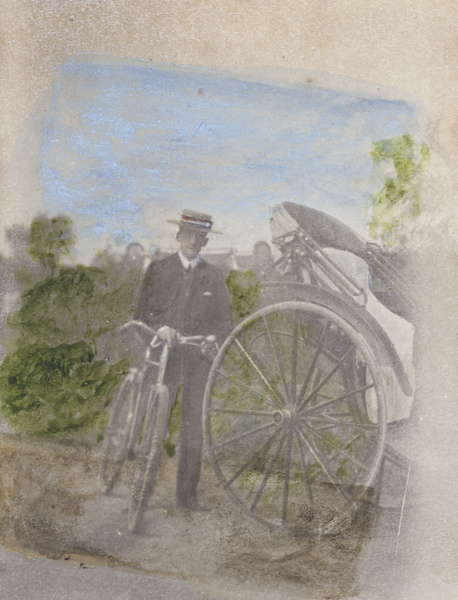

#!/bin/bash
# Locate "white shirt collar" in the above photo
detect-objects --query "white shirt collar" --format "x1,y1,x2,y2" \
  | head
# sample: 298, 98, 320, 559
178, 249, 202, 270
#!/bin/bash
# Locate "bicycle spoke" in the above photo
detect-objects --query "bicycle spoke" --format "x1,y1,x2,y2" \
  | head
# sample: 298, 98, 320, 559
211, 421, 277, 451
234, 339, 283, 408
250, 432, 288, 512
215, 369, 279, 411
262, 315, 290, 402
282, 430, 294, 523
298, 343, 356, 411
296, 321, 330, 407
226, 428, 282, 486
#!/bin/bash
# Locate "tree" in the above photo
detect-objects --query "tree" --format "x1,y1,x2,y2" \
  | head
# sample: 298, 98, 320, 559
27, 215, 75, 276
366, 134, 430, 248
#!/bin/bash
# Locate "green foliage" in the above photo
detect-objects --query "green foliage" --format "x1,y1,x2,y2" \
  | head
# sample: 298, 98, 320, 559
366, 134, 430, 247
226, 269, 261, 321
0, 342, 129, 436
27, 216, 76, 274
0, 217, 143, 439
7, 264, 140, 349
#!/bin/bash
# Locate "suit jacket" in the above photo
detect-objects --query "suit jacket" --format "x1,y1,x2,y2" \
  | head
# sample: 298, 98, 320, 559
136, 253, 232, 345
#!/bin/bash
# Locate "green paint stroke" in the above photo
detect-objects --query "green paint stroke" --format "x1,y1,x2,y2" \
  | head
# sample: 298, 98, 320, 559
27, 215, 76, 276
0, 216, 141, 438
366, 134, 430, 247
226, 269, 261, 321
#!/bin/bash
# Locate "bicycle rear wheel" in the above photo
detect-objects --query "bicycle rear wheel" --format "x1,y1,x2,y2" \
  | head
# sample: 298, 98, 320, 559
100, 374, 144, 493
127, 384, 170, 533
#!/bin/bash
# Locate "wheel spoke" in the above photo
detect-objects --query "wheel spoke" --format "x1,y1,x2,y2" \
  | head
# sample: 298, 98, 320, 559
303, 383, 375, 415
296, 424, 351, 504
295, 430, 315, 518
211, 421, 277, 451
323, 412, 353, 418
215, 369, 279, 411
298, 343, 356, 411
296, 321, 330, 407
307, 422, 370, 474
250, 432, 288, 512
290, 312, 299, 404
305, 416, 376, 432
325, 431, 370, 472
262, 315, 290, 403
234, 339, 284, 408
226, 428, 282, 486
282, 430, 294, 523
211, 408, 274, 417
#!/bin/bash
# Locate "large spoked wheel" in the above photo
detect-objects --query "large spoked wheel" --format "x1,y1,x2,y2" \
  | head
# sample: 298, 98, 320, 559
203, 301, 387, 536
100, 374, 144, 494
127, 384, 169, 533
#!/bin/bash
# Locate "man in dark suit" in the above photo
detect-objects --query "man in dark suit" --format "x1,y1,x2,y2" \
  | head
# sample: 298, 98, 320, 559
136, 209, 232, 509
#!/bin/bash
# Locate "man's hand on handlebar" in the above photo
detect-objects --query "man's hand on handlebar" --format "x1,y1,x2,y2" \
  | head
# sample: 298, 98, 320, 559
157, 326, 179, 347
156, 326, 219, 360
201, 335, 219, 362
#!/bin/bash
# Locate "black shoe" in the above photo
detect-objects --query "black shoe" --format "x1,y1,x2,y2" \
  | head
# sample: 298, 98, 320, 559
176, 496, 197, 510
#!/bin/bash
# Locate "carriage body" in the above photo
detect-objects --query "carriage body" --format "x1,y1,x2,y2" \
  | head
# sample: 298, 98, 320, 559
267, 201, 416, 423
203, 201, 415, 535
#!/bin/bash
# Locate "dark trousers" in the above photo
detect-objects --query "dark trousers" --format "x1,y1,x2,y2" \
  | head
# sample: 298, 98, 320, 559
165, 346, 210, 508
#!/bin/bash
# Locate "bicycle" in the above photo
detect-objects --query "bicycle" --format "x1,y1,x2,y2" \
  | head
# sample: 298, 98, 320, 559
99, 320, 215, 532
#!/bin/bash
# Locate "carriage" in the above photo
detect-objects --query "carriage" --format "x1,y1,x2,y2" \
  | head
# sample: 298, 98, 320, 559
202, 201, 415, 535
101, 200, 415, 535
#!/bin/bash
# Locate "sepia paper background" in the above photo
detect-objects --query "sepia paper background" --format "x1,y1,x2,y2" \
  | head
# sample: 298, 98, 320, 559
1, 1, 457, 598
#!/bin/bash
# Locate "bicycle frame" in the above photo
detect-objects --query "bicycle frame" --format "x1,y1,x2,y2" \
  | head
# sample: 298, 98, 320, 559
120, 319, 215, 387
100, 319, 216, 531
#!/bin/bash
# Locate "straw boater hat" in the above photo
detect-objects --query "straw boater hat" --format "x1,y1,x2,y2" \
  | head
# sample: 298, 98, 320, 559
168, 209, 221, 234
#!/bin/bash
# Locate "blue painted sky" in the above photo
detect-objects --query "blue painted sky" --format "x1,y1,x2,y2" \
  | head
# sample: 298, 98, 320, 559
40, 56, 420, 261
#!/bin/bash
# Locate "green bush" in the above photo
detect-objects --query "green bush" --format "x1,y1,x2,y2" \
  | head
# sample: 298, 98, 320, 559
226, 269, 261, 321
0, 341, 128, 437
0, 216, 142, 439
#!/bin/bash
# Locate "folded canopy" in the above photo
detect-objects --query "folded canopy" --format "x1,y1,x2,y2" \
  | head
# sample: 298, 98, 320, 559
272, 201, 415, 322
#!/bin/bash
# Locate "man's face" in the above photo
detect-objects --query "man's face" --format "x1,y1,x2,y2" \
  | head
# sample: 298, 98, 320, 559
178, 227, 208, 259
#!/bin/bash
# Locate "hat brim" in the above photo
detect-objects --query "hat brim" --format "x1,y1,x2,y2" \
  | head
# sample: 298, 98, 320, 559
167, 219, 221, 234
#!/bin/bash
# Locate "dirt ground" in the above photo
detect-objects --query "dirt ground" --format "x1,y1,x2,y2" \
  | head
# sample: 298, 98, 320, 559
0, 432, 387, 600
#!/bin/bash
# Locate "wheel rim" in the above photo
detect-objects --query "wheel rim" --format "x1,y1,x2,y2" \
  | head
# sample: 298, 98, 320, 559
203, 301, 387, 535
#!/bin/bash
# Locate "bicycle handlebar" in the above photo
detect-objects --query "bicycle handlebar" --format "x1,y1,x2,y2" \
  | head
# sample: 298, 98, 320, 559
119, 320, 216, 349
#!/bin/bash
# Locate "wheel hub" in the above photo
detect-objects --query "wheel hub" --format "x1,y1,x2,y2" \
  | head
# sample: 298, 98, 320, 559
272, 407, 298, 427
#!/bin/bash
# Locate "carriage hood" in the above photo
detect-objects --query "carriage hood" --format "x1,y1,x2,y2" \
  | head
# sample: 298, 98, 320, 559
271, 201, 415, 322
271, 202, 368, 259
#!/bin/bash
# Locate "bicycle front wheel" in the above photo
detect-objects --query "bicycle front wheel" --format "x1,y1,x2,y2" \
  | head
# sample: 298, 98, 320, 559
127, 384, 170, 533
100, 375, 143, 494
